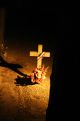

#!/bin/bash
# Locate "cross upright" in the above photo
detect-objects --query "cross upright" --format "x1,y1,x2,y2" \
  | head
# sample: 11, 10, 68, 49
30, 44, 50, 68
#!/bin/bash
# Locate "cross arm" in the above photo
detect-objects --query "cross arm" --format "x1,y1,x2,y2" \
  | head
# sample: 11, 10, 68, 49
30, 51, 38, 56
44, 52, 50, 57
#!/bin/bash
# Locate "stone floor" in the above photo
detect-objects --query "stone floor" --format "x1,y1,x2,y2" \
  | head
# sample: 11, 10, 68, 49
0, 53, 51, 121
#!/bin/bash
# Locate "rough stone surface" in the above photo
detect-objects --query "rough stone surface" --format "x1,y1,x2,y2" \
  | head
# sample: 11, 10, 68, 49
0, 53, 50, 121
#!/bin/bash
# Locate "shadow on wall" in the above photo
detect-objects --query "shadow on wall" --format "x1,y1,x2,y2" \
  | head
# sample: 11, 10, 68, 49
0, 55, 27, 76
0, 55, 40, 86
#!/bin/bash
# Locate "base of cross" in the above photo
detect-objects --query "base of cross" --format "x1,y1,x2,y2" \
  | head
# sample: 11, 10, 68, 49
30, 65, 48, 84
15, 65, 48, 85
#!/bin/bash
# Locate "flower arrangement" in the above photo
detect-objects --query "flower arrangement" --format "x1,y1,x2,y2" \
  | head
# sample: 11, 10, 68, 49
30, 65, 48, 84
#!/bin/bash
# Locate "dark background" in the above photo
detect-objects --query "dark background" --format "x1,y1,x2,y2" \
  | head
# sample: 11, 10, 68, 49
5, 7, 56, 54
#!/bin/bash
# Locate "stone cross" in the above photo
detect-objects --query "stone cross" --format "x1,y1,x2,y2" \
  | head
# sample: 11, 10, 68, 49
30, 44, 50, 68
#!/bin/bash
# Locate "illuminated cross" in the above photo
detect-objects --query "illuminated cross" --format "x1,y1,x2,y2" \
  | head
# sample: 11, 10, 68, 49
30, 44, 50, 68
